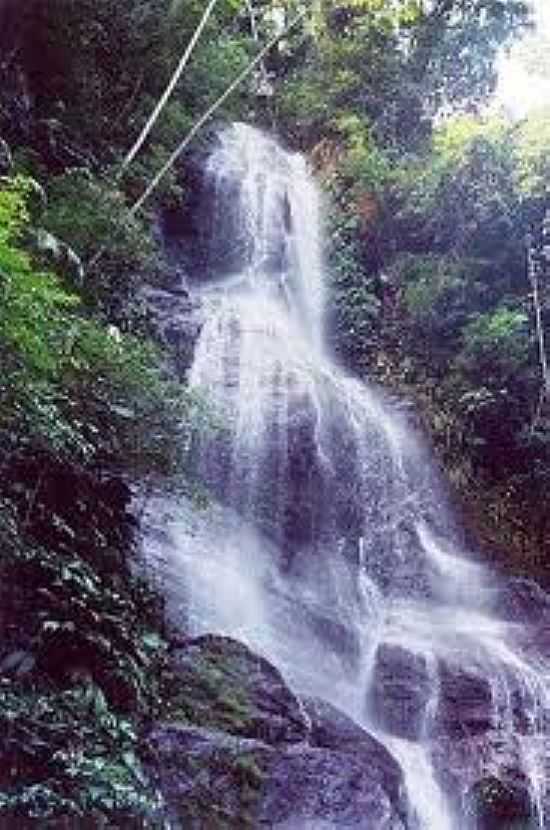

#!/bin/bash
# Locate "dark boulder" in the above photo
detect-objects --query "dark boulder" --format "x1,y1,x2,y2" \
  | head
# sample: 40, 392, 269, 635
369, 642, 433, 739
146, 723, 272, 829
257, 743, 407, 829
147, 720, 408, 830
140, 284, 203, 376
165, 634, 309, 744
303, 696, 408, 816
433, 663, 494, 737
464, 774, 534, 829
147, 716, 409, 829
148, 637, 409, 829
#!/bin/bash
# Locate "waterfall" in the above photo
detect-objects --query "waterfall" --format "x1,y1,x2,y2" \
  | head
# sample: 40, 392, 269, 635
142, 123, 550, 829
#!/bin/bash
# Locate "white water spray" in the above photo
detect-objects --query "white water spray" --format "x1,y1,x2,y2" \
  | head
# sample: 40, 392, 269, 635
143, 123, 550, 829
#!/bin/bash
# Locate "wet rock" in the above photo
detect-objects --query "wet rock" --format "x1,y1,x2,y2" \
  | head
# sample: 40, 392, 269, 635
270, 589, 361, 668
0, 649, 35, 677
303, 696, 407, 814
146, 722, 272, 829
305, 696, 375, 749
464, 774, 534, 829
434, 663, 494, 737
140, 284, 202, 375
147, 708, 408, 829
283, 394, 327, 552
165, 634, 309, 744
149, 636, 409, 829
370, 643, 432, 739
496, 577, 550, 626
0, 138, 13, 175
257, 743, 407, 829
430, 728, 543, 829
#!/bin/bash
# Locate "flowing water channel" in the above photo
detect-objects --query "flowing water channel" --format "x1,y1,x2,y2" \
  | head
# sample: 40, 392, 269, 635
142, 123, 550, 828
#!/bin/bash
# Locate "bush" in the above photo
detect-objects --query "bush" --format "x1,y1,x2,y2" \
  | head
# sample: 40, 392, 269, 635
42, 170, 157, 325
1, 175, 200, 475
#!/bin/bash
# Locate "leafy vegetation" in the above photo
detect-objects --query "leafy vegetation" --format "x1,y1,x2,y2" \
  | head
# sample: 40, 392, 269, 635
318, 102, 550, 582
0, 149, 195, 828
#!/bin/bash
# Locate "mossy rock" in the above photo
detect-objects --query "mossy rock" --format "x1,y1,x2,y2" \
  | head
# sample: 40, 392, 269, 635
150, 638, 409, 828
146, 717, 409, 830
161, 634, 308, 744
146, 723, 271, 829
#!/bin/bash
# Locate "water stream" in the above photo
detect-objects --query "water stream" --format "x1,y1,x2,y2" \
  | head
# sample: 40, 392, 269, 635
143, 123, 550, 828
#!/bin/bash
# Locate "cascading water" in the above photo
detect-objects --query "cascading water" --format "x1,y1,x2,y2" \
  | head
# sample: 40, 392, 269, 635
142, 123, 550, 829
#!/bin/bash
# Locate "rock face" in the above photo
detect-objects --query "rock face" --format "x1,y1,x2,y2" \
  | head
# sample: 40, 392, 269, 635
257, 743, 406, 829
429, 678, 547, 828
368, 640, 549, 827
146, 724, 271, 829
434, 663, 494, 737
464, 774, 535, 829
299, 696, 408, 822
430, 730, 530, 809
147, 635, 409, 829
496, 577, 550, 662
370, 643, 433, 739
496, 577, 550, 626
164, 635, 308, 745
140, 281, 203, 376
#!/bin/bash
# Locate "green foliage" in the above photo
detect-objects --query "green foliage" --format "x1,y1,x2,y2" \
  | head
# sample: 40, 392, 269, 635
14, 0, 257, 183
0, 178, 78, 374
514, 109, 550, 197
275, 0, 530, 149
60, 320, 200, 475
0, 466, 168, 824
0, 176, 200, 476
321, 94, 550, 580
42, 169, 156, 323
0, 178, 86, 459
401, 117, 522, 271
0, 679, 160, 825
2, 525, 164, 709
0, 172, 202, 822
326, 203, 382, 372
334, 114, 393, 189
397, 254, 487, 372
459, 306, 529, 379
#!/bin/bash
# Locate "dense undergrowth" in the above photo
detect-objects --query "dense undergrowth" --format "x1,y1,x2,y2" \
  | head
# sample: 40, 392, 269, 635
320, 112, 550, 586
0, 0, 549, 824
0, 174, 199, 825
